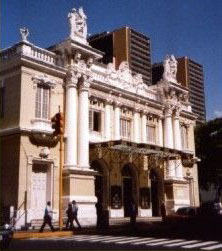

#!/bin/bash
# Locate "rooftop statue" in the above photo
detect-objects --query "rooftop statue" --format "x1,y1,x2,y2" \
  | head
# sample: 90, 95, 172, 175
68, 7, 87, 42
20, 27, 29, 42
163, 55, 178, 84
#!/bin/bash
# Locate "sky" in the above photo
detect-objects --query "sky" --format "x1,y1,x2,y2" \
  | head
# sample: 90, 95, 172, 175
1, 0, 222, 121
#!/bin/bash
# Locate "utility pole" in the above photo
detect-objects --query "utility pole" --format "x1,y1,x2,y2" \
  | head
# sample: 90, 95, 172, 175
51, 109, 64, 230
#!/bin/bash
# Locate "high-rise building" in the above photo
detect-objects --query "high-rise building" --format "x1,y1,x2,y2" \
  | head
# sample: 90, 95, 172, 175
88, 27, 152, 85
152, 57, 206, 124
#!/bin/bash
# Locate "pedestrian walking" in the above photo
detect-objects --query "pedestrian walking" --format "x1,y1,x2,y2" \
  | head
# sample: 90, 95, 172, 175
39, 201, 55, 232
130, 199, 137, 228
72, 200, 81, 229
160, 201, 166, 222
65, 202, 73, 230
95, 200, 103, 229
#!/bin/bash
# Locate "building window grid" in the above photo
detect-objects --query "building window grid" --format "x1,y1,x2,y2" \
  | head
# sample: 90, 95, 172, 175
35, 85, 50, 120
146, 124, 156, 144
120, 118, 131, 139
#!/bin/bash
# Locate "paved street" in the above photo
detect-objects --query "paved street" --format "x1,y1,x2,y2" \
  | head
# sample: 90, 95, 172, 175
9, 234, 222, 250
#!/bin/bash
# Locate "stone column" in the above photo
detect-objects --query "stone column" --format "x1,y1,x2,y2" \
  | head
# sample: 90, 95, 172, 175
78, 75, 90, 169
114, 102, 121, 140
133, 109, 140, 143
158, 116, 163, 147
163, 107, 174, 149
104, 101, 112, 141
64, 68, 80, 168
173, 108, 182, 150
141, 112, 147, 143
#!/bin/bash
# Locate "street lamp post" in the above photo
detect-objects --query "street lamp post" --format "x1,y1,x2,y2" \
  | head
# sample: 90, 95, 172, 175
51, 111, 64, 230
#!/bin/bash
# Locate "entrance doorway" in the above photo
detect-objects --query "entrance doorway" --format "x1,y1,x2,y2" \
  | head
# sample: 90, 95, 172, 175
150, 169, 159, 216
122, 164, 136, 217
123, 177, 133, 217
31, 163, 52, 220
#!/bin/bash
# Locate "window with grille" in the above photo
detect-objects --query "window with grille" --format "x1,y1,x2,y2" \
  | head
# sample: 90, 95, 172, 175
89, 110, 101, 132
146, 125, 156, 143
181, 125, 188, 150
35, 85, 50, 119
120, 118, 131, 139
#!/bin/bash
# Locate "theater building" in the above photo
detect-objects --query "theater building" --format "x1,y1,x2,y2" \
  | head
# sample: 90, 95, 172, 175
0, 7, 199, 229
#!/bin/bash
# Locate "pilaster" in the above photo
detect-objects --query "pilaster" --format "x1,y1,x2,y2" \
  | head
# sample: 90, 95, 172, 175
114, 101, 121, 140
163, 107, 174, 149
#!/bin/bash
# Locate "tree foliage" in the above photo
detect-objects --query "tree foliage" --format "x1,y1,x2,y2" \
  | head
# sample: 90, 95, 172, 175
195, 118, 222, 190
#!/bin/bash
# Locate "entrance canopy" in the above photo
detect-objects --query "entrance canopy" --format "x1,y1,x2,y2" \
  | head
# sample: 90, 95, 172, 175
90, 139, 194, 163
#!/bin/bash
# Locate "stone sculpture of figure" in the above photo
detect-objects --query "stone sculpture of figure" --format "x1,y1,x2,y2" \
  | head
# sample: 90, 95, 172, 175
20, 27, 29, 41
163, 55, 178, 84
68, 7, 87, 40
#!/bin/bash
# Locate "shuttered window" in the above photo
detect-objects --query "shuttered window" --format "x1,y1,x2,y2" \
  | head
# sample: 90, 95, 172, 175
35, 85, 50, 119
146, 125, 156, 143
120, 118, 131, 139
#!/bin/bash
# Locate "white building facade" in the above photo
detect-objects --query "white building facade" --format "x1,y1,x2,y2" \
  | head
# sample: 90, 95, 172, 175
0, 7, 199, 229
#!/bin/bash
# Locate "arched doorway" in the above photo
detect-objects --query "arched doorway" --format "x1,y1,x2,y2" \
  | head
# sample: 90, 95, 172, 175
122, 164, 137, 217
90, 160, 109, 208
150, 169, 160, 216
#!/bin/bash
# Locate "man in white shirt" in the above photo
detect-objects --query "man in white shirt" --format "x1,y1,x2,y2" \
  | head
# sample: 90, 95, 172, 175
39, 201, 55, 232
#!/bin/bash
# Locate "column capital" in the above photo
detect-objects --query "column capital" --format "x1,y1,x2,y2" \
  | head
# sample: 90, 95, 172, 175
113, 100, 122, 107
174, 106, 182, 119
66, 67, 81, 88
133, 106, 141, 114
164, 107, 173, 117
79, 73, 92, 91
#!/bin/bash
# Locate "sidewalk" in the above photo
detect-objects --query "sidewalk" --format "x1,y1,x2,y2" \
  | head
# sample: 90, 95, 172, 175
13, 217, 161, 240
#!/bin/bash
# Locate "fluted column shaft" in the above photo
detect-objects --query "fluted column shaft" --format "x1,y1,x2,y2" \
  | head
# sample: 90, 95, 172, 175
173, 110, 182, 150
78, 77, 90, 168
164, 108, 174, 148
104, 101, 111, 141
65, 70, 79, 168
158, 117, 163, 146
133, 110, 140, 143
114, 103, 121, 140
141, 113, 147, 143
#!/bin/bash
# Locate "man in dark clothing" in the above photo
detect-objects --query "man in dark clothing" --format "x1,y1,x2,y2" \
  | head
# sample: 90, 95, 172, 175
72, 200, 81, 229
66, 202, 73, 230
160, 202, 166, 222
95, 201, 103, 229
39, 201, 55, 232
130, 199, 137, 228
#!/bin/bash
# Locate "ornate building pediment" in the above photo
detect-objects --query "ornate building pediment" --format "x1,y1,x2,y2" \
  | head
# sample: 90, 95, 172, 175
104, 61, 156, 99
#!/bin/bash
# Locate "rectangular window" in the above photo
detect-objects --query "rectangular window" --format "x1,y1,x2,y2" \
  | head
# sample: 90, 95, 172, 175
89, 110, 101, 132
35, 85, 50, 119
120, 118, 131, 139
146, 125, 156, 143
0, 86, 5, 118
181, 125, 188, 150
